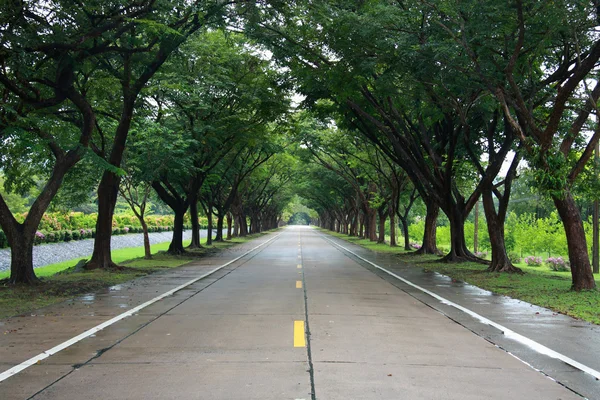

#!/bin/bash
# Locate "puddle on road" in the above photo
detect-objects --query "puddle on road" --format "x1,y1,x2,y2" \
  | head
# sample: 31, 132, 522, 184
79, 294, 96, 304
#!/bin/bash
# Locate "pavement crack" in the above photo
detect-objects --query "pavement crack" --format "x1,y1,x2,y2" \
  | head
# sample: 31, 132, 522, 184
300, 234, 317, 400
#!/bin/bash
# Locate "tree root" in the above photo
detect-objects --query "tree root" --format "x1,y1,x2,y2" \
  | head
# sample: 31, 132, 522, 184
441, 253, 490, 265
83, 260, 123, 271
487, 263, 524, 274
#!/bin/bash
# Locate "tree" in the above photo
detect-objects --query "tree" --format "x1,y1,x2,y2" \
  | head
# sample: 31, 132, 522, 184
85, 0, 234, 269
0, 1, 163, 283
422, 0, 599, 288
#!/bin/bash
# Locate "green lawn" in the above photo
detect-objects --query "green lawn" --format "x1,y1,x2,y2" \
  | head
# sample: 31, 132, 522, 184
320, 228, 600, 325
0, 233, 269, 319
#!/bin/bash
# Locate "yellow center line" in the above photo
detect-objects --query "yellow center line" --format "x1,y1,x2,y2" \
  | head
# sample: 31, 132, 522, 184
297, 264, 302, 269
296, 280, 302, 289
294, 320, 306, 347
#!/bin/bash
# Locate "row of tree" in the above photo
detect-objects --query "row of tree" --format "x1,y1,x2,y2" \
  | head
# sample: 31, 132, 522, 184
239, 0, 600, 290
0, 2, 294, 284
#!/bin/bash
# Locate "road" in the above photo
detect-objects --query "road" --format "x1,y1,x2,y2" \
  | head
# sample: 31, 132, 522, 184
0, 227, 584, 399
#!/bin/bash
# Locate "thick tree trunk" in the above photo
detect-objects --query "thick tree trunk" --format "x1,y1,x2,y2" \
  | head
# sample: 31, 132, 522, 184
226, 213, 233, 240
233, 214, 240, 237
86, 172, 120, 270
86, 97, 136, 270
9, 235, 38, 284
482, 190, 519, 272
441, 204, 478, 262
389, 208, 397, 247
240, 215, 248, 237
215, 213, 224, 241
363, 206, 377, 241
168, 208, 186, 255
188, 196, 201, 249
553, 193, 596, 290
415, 200, 440, 255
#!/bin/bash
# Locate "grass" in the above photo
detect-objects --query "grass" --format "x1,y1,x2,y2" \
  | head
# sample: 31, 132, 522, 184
0, 232, 269, 319
321, 228, 600, 325
324, 230, 412, 254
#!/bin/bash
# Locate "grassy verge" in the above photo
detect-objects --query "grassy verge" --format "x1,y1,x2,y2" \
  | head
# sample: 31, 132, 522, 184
0, 232, 269, 319
320, 228, 600, 325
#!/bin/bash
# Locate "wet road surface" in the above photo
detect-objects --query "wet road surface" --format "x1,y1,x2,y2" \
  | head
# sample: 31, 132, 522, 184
0, 227, 591, 399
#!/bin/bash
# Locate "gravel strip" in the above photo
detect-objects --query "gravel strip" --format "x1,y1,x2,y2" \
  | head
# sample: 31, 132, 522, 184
0, 230, 212, 272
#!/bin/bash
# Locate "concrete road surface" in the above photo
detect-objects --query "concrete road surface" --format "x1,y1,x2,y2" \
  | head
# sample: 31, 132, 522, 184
0, 227, 585, 399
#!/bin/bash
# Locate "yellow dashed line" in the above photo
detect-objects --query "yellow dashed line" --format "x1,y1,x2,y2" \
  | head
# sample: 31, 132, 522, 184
297, 264, 302, 269
296, 280, 302, 289
294, 321, 306, 347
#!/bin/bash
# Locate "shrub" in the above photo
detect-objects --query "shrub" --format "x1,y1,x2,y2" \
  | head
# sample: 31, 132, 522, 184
410, 242, 421, 250
34, 231, 46, 244
46, 232, 55, 243
71, 230, 80, 240
63, 231, 72, 242
112, 228, 121, 235
546, 257, 570, 272
474, 251, 487, 259
123, 226, 130, 234
524, 256, 542, 266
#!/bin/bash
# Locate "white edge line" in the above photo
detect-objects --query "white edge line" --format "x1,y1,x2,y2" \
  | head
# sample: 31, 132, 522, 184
0, 232, 282, 382
320, 233, 600, 381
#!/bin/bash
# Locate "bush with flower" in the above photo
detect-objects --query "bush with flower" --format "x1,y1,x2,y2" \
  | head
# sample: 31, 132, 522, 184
524, 256, 543, 266
546, 256, 570, 271
410, 242, 422, 250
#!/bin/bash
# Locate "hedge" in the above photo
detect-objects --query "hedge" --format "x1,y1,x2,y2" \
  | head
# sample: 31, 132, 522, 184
0, 218, 203, 249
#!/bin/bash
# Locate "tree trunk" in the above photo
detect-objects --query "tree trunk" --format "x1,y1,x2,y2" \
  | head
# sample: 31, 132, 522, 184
226, 212, 233, 240
482, 190, 520, 273
399, 216, 410, 251
8, 235, 38, 284
358, 213, 364, 238
168, 207, 186, 255
0, 158, 77, 283
240, 214, 248, 237
349, 212, 357, 236
86, 171, 120, 270
415, 199, 440, 255
377, 210, 386, 244
206, 208, 213, 245
140, 219, 152, 260
441, 204, 478, 262
188, 196, 201, 249
553, 193, 596, 291
215, 213, 224, 241
389, 208, 397, 247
